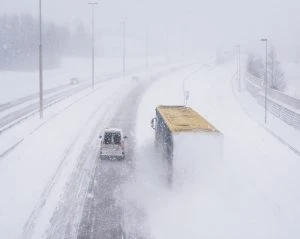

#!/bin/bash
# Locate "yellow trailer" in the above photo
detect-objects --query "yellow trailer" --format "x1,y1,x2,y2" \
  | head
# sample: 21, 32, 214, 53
155, 105, 219, 133
151, 105, 223, 183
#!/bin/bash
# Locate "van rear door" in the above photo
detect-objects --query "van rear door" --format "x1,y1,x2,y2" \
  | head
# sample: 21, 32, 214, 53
102, 131, 122, 156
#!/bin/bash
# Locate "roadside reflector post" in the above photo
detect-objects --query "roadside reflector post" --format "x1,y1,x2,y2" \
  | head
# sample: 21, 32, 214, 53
184, 90, 190, 106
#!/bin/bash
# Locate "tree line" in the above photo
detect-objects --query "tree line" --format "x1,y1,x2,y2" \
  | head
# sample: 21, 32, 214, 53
247, 46, 285, 91
0, 14, 91, 71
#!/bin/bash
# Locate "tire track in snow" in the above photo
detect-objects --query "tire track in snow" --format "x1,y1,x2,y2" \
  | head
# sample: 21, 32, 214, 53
47, 78, 156, 239
46, 88, 128, 239
21, 83, 125, 239
22, 63, 198, 239
75, 64, 200, 239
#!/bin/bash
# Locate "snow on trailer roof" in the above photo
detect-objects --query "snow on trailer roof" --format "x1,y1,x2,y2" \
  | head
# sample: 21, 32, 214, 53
104, 128, 122, 132
156, 105, 219, 133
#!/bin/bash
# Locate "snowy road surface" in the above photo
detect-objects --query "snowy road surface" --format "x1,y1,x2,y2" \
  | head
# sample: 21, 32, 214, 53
43, 65, 195, 239
7, 62, 195, 239
76, 79, 146, 239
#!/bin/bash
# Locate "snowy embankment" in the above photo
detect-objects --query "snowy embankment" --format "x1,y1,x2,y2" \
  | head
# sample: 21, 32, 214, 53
125, 62, 300, 239
238, 68, 300, 153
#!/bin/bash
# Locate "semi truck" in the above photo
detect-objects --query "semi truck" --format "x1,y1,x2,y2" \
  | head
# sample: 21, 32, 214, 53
151, 105, 223, 183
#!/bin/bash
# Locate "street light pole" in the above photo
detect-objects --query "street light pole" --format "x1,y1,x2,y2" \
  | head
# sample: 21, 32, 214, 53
39, 0, 43, 119
271, 45, 274, 87
89, 2, 98, 89
238, 45, 241, 92
122, 18, 126, 79
261, 38, 268, 124
165, 25, 169, 63
146, 26, 149, 78
235, 45, 241, 92
182, 26, 185, 62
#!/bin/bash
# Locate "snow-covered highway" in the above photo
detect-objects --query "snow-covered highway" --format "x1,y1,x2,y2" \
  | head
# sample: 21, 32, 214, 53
1, 0, 300, 238
0, 59, 300, 239
0, 60, 197, 238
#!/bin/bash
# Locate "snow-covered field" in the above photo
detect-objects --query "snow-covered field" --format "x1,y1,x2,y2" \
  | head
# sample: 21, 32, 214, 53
0, 57, 164, 104
126, 62, 300, 239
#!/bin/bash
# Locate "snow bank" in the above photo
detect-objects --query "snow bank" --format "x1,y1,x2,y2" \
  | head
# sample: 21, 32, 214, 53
123, 61, 300, 239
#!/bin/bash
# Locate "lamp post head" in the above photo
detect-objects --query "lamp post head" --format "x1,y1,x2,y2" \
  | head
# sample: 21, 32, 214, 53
260, 38, 268, 42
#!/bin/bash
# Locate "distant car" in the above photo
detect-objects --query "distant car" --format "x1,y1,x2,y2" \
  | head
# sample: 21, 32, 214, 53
99, 128, 127, 160
70, 77, 79, 85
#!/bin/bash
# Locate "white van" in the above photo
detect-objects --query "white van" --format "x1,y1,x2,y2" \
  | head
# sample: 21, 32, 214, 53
99, 128, 127, 160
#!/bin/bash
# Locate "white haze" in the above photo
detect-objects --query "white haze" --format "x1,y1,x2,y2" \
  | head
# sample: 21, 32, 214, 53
1, 1, 300, 238
1, 0, 299, 60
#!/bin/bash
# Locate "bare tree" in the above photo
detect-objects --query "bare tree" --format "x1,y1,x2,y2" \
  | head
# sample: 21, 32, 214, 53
268, 45, 285, 91
247, 53, 264, 79
0, 14, 74, 70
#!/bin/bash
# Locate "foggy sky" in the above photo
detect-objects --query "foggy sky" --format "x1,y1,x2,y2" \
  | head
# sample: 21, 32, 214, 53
1, 0, 299, 59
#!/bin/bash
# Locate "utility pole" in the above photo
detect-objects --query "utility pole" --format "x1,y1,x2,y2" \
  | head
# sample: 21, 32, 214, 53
89, 2, 98, 89
261, 38, 268, 124
122, 18, 126, 78
39, 0, 43, 119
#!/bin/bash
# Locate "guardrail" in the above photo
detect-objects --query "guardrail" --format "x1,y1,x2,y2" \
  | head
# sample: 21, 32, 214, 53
256, 94, 300, 130
245, 73, 300, 130
268, 88, 300, 109
246, 73, 300, 109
